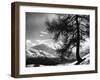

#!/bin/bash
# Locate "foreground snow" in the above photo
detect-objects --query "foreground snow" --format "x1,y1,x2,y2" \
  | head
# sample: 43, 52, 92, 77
66, 54, 90, 65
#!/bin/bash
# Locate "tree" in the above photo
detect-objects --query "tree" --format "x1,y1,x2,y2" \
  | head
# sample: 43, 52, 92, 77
45, 14, 89, 64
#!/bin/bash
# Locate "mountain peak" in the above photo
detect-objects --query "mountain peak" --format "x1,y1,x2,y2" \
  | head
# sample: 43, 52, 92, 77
32, 44, 56, 54
26, 39, 63, 50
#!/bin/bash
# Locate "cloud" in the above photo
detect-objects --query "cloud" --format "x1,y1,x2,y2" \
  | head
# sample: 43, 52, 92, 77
36, 40, 48, 44
32, 43, 36, 46
40, 31, 48, 35
35, 39, 63, 50
40, 35, 44, 37
26, 39, 63, 50
26, 40, 31, 44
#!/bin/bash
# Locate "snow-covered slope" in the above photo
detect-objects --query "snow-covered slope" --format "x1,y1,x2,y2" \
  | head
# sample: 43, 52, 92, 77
67, 54, 90, 65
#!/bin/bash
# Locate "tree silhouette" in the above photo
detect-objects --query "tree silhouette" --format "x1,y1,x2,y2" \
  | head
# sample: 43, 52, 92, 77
45, 14, 89, 64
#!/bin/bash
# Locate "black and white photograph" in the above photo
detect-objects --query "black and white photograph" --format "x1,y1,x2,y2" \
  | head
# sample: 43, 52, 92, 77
11, 2, 97, 77
26, 12, 90, 67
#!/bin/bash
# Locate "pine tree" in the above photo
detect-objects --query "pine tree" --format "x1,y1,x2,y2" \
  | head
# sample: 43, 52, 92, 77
46, 14, 89, 64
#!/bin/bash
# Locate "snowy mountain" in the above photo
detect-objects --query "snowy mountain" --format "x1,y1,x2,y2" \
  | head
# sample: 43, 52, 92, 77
26, 39, 61, 58
26, 43, 59, 59
26, 39, 62, 66
26, 39, 63, 50
26, 39, 90, 66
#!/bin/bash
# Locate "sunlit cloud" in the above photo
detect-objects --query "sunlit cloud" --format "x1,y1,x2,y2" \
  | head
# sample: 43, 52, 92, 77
40, 31, 48, 35
40, 34, 44, 37
36, 40, 47, 44
26, 40, 31, 44
35, 39, 63, 50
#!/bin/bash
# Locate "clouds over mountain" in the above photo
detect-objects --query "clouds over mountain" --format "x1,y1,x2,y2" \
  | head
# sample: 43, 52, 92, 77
26, 39, 63, 50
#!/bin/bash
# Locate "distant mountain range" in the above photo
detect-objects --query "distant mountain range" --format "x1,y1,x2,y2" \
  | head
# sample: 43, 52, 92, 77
26, 41, 59, 60
26, 39, 63, 50
33, 44, 56, 55
26, 41, 60, 66
26, 39, 90, 66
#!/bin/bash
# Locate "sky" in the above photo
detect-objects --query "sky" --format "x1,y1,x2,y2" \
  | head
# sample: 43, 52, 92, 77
26, 12, 58, 42
26, 12, 90, 52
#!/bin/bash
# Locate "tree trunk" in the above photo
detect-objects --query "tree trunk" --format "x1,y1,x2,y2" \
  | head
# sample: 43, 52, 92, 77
60, 54, 65, 62
75, 15, 84, 64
